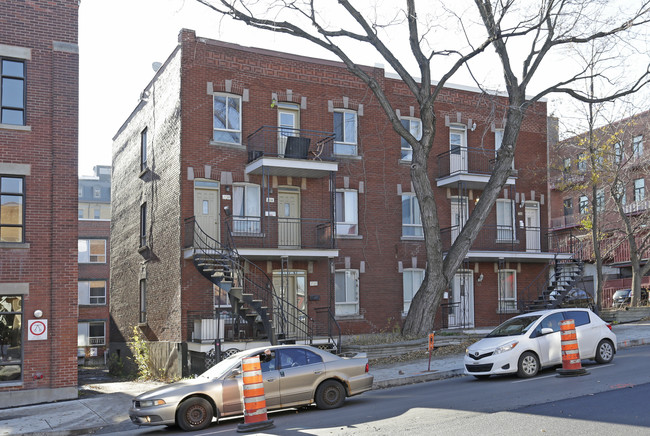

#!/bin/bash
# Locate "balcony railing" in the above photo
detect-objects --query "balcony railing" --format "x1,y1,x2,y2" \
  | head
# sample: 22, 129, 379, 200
440, 224, 545, 252
623, 199, 650, 214
226, 216, 335, 249
437, 146, 518, 179
247, 126, 336, 162
550, 213, 581, 229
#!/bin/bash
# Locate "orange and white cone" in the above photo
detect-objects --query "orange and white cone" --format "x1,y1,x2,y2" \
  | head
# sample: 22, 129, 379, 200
237, 355, 274, 432
556, 319, 589, 377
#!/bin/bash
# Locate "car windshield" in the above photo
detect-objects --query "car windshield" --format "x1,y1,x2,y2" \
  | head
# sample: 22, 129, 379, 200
486, 315, 541, 337
613, 290, 630, 298
199, 349, 250, 379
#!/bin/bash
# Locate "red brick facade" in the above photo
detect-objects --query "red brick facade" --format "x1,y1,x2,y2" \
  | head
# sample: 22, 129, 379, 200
0, 0, 78, 406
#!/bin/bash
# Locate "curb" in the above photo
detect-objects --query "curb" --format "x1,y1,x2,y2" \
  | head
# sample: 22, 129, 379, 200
617, 338, 649, 349
372, 369, 465, 390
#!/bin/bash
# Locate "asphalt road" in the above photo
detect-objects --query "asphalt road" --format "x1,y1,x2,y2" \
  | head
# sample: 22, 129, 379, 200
108, 344, 650, 435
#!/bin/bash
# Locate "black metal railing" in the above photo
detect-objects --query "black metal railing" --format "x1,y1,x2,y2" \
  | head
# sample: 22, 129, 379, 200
437, 146, 519, 179
440, 224, 545, 252
247, 126, 336, 162
226, 215, 335, 249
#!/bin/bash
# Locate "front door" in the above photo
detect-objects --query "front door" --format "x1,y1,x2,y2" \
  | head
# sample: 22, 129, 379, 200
278, 104, 300, 156
194, 181, 220, 242
449, 270, 474, 328
278, 188, 301, 247
525, 201, 540, 252
272, 270, 307, 337
451, 196, 469, 244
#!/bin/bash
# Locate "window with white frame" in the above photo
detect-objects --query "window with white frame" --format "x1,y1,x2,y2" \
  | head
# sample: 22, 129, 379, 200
400, 117, 422, 161
614, 182, 626, 205
494, 128, 514, 168
78, 321, 105, 346
579, 195, 589, 214
633, 135, 643, 157
403, 269, 424, 313
78, 280, 107, 305
562, 157, 571, 172
496, 199, 515, 241
498, 269, 517, 312
614, 142, 623, 163
78, 209, 84, 219
233, 184, 261, 233
634, 178, 645, 202
1, 175, 25, 242
93, 186, 101, 198
335, 269, 359, 316
333, 109, 357, 155
401, 194, 423, 237
93, 209, 100, 220
213, 94, 241, 144
563, 198, 573, 216
577, 153, 587, 172
335, 190, 358, 236
1, 58, 26, 125
78, 239, 106, 263
596, 188, 605, 212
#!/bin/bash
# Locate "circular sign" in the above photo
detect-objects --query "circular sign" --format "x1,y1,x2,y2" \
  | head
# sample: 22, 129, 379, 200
29, 320, 47, 336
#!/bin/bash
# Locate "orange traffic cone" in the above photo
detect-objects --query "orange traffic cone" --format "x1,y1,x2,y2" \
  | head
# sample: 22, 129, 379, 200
237, 355, 274, 433
556, 319, 589, 377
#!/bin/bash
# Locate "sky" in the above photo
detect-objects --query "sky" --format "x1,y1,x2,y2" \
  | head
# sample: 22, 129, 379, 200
78, 0, 648, 177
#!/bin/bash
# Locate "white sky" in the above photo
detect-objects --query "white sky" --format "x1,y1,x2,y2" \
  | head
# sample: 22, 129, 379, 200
78, 0, 649, 176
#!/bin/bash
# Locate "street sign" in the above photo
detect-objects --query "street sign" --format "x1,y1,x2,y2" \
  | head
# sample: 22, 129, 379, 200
428, 332, 435, 351
28, 319, 48, 341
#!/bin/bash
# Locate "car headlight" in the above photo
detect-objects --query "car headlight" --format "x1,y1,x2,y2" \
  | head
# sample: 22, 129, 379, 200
139, 399, 166, 408
494, 341, 519, 355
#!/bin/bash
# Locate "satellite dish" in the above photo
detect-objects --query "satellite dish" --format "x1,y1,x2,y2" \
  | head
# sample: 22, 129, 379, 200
152, 62, 162, 72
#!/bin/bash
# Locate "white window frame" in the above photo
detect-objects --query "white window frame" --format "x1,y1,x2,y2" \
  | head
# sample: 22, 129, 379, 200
614, 182, 627, 205
579, 195, 589, 214
232, 183, 261, 233
596, 188, 605, 212
400, 117, 422, 161
78, 321, 106, 346
401, 193, 423, 238
494, 128, 514, 169
333, 109, 358, 156
403, 268, 424, 313
78, 280, 107, 305
335, 190, 358, 236
496, 199, 515, 242
335, 269, 359, 316
93, 186, 100, 198
498, 269, 517, 312
633, 135, 643, 157
577, 153, 587, 172
634, 178, 645, 202
78, 239, 106, 263
212, 93, 242, 144
614, 142, 623, 163
562, 157, 571, 172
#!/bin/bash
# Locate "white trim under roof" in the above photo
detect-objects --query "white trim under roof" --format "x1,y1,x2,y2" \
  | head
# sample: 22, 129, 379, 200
184, 247, 339, 260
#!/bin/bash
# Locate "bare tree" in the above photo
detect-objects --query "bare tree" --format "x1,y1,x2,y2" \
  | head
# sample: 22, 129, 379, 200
194, 0, 650, 335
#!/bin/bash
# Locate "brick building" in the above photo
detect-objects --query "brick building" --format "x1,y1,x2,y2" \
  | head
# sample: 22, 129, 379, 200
78, 166, 111, 363
110, 29, 567, 375
0, 1, 79, 406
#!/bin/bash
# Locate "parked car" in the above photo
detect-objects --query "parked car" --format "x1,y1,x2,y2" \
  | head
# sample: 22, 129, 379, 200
612, 288, 649, 307
129, 345, 373, 431
464, 308, 616, 379
558, 288, 595, 310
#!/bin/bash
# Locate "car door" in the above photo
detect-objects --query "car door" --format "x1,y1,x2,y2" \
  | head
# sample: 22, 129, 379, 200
565, 310, 598, 359
533, 312, 565, 366
277, 348, 325, 407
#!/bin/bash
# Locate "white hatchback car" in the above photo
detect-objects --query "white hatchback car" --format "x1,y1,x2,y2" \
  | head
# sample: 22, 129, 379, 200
464, 308, 616, 379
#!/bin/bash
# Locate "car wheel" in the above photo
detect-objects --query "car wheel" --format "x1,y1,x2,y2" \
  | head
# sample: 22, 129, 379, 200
473, 375, 490, 380
595, 339, 614, 364
517, 352, 540, 378
315, 379, 346, 410
176, 397, 213, 431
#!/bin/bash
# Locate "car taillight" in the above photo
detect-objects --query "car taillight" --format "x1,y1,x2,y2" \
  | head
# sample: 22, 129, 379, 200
607, 324, 612, 331
365, 363, 369, 373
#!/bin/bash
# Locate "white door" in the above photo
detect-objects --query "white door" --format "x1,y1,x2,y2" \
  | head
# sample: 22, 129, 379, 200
525, 202, 540, 252
451, 196, 469, 244
278, 188, 301, 247
449, 126, 467, 173
278, 104, 300, 156
449, 271, 474, 328
194, 184, 220, 242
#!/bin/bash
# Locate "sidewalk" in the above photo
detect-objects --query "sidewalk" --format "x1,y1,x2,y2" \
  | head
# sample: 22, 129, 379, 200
1, 320, 649, 436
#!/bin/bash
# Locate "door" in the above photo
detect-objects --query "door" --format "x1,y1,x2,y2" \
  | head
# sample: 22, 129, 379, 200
194, 182, 220, 242
278, 104, 300, 156
278, 188, 301, 247
525, 201, 540, 252
534, 312, 564, 366
449, 125, 467, 173
449, 271, 474, 328
277, 347, 325, 407
272, 270, 307, 337
451, 196, 469, 244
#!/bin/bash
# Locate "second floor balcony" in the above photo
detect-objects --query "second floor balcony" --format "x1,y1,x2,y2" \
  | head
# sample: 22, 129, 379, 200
436, 147, 518, 189
245, 126, 338, 179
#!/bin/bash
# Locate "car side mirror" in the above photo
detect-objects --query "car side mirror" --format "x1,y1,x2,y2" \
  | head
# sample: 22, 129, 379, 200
540, 327, 553, 335
229, 368, 242, 378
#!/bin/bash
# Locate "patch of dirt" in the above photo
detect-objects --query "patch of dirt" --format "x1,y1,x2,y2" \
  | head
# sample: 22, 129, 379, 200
369, 340, 476, 366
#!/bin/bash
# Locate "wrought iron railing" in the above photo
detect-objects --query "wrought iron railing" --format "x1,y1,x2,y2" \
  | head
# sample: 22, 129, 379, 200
440, 224, 544, 252
437, 146, 519, 179
226, 215, 335, 249
247, 126, 336, 162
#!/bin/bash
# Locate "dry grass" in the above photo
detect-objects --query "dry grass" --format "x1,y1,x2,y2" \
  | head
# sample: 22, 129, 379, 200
368, 339, 477, 366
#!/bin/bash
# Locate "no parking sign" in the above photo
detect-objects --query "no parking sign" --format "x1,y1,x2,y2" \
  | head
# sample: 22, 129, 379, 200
28, 319, 48, 340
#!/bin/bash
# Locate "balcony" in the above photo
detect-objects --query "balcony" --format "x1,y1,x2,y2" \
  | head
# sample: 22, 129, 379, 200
549, 171, 586, 190
436, 147, 517, 189
245, 126, 338, 178
550, 213, 581, 230
623, 199, 650, 214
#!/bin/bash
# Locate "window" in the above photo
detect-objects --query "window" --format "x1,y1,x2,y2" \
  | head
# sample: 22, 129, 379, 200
78, 239, 106, 263
93, 209, 100, 220
633, 135, 643, 157
278, 348, 322, 369
614, 142, 623, 164
0, 295, 22, 382
140, 128, 147, 171
333, 109, 357, 155
1, 176, 24, 243
449, 124, 466, 153
495, 128, 514, 169
233, 184, 261, 233
1, 59, 25, 125
498, 269, 517, 312
213, 94, 241, 144
579, 195, 589, 215
403, 269, 424, 313
562, 157, 571, 172
139, 279, 147, 324
614, 182, 626, 205
78, 209, 84, 219
400, 118, 422, 161
596, 188, 605, 212
563, 198, 573, 216
78, 321, 105, 346
564, 310, 590, 327
577, 153, 587, 172
496, 199, 515, 241
533, 313, 565, 336
335, 269, 359, 316
634, 178, 645, 202
140, 203, 147, 247
401, 194, 423, 237
78, 186, 83, 197
78, 280, 107, 305
93, 187, 100, 198
336, 190, 358, 236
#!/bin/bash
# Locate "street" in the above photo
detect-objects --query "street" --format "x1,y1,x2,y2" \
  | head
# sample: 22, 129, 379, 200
103, 344, 650, 435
